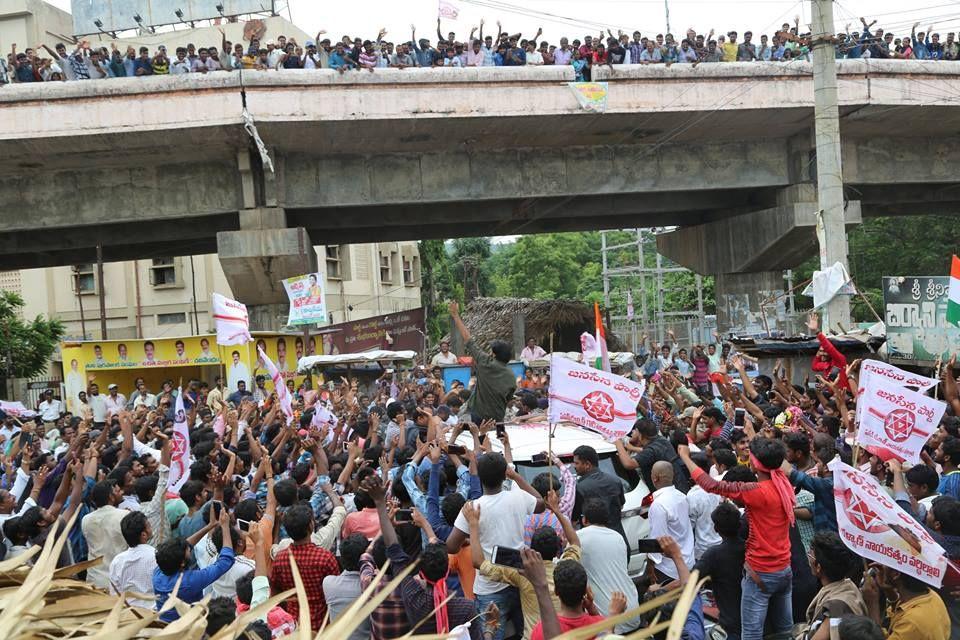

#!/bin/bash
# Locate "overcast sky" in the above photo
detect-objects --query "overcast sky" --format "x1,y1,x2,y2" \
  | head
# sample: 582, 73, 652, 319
48, 0, 960, 42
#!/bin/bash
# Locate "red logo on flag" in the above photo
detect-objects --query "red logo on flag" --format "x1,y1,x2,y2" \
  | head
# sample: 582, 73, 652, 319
581, 390, 615, 423
171, 431, 188, 459
883, 408, 915, 443
841, 488, 889, 534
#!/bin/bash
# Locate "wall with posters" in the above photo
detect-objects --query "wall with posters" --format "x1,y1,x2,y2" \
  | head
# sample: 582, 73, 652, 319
61, 332, 320, 414
883, 276, 960, 366
323, 308, 425, 355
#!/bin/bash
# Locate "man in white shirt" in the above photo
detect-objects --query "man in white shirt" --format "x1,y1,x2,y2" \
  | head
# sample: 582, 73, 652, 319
520, 338, 547, 362
648, 461, 695, 581
447, 451, 540, 640
578, 497, 641, 633
686, 453, 722, 560
83, 479, 130, 589
37, 390, 64, 429
227, 350, 251, 393
109, 511, 157, 609
87, 383, 108, 426
132, 383, 157, 410
430, 341, 459, 366
104, 384, 126, 418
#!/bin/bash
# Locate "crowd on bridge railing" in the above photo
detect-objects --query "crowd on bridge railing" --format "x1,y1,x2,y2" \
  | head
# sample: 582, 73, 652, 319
1, 14, 959, 85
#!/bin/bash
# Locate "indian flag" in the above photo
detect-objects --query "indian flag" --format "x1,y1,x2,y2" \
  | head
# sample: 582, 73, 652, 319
949, 255, 960, 326
594, 302, 611, 372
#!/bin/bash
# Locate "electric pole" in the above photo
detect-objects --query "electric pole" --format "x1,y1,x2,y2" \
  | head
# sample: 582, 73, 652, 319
810, 0, 851, 332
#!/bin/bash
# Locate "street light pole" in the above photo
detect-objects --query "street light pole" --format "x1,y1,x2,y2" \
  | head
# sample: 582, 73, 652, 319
810, 0, 851, 332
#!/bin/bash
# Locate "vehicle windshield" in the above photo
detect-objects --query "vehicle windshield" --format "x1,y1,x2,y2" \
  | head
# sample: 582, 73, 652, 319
514, 454, 634, 493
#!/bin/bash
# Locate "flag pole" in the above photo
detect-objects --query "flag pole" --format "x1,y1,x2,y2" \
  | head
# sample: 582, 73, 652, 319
547, 422, 554, 494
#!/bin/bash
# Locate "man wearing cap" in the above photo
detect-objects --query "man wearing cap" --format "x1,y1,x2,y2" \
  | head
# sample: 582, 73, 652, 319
104, 384, 126, 418
722, 31, 738, 61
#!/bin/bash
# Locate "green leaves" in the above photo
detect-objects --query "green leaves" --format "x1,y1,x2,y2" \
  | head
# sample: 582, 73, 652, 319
0, 290, 65, 384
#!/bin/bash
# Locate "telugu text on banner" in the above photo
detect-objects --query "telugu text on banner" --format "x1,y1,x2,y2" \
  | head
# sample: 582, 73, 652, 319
855, 359, 938, 426
856, 373, 946, 464
829, 458, 947, 588
212, 293, 252, 346
548, 356, 645, 441
283, 273, 328, 326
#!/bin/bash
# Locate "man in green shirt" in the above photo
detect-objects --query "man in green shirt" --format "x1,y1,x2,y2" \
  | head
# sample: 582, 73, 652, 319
448, 301, 516, 423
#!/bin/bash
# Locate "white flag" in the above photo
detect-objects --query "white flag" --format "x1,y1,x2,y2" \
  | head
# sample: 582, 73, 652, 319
212, 293, 252, 346
259, 346, 294, 425
855, 360, 939, 425
169, 388, 193, 493
829, 458, 947, 588
438, 0, 460, 19
856, 373, 946, 464
548, 356, 645, 441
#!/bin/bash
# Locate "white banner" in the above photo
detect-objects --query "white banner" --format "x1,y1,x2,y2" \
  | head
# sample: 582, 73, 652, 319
283, 273, 327, 327
212, 293, 252, 346
548, 357, 645, 441
856, 360, 939, 424
829, 458, 947, 588
259, 346, 294, 425
438, 0, 460, 19
857, 373, 946, 464
0, 401, 37, 420
169, 388, 192, 494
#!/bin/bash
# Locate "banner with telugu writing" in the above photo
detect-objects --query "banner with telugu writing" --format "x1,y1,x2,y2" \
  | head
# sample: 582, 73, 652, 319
548, 356, 645, 441
212, 293, 252, 346
856, 373, 946, 464
855, 359, 938, 426
829, 458, 947, 588
438, 0, 460, 19
569, 82, 608, 113
283, 273, 328, 326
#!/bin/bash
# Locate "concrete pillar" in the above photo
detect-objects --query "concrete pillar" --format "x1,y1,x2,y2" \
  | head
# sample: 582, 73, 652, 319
216, 208, 317, 308
512, 313, 526, 359
715, 271, 786, 337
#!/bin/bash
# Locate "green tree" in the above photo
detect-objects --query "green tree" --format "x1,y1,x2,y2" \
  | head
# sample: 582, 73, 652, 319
418, 240, 461, 342
0, 291, 64, 399
451, 238, 493, 301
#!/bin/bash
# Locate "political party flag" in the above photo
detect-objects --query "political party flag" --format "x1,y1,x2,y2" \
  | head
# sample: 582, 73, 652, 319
594, 302, 611, 372
212, 293, 252, 346
259, 346, 294, 425
169, 387, 192, 493
829, 458, 948, 588
856, 372, 946, 464
548, 356, 645, 441
948, 254, 960, 326
438, 0, 460, 19
855, 359, 938, 426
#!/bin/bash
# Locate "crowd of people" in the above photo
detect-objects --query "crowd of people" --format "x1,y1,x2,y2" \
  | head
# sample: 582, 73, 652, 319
2, 14, 958, 84
3, 304, 959, 640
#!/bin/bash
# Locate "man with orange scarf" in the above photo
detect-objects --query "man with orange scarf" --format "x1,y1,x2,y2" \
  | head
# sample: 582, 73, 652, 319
677, 437, 795, 640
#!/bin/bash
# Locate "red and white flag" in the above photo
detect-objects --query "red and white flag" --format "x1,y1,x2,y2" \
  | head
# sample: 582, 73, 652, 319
169, 388, 192, 493
829, 458, 947, 588
548, 356, 645, 441
259, 346, 294, 425
438, 0, 460, 19
856, 373, 946, 464
855, 360, 938, 425
212, 293, 252, 346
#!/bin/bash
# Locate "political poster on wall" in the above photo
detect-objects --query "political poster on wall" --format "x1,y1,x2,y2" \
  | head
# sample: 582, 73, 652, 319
829, 458, 947, 588
283, 273, 328, 326
883, 276, 960, 365
548, 356, 645, 441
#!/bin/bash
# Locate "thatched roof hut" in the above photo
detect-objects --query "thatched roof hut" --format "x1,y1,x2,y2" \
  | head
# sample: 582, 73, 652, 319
440, 297, 626, 354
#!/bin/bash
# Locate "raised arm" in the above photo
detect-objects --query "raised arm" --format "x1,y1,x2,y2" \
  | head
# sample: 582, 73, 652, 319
448, 301, 471, 343
545, 489, 579, 547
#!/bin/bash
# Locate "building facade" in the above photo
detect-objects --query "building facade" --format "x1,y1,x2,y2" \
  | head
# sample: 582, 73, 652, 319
15, 242, 422, 341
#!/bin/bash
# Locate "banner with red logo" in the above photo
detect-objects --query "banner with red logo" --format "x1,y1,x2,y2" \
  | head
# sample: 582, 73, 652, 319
856, 372, 946, 464
855, 360, 938, 425
829, 458, 947, 587
548, 356, 645, 441
169, 387, 192, 494
259, 346, 294, 425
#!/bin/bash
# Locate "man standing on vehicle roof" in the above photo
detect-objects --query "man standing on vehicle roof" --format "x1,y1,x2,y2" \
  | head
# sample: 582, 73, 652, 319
448, 301, 516, 423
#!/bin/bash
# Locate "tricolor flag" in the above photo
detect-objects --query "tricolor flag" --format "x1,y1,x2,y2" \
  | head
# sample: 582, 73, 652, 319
259, 346, 294, 425
169, 388, 192, 493
594, 302, 610, 372
948, 255, 960, 326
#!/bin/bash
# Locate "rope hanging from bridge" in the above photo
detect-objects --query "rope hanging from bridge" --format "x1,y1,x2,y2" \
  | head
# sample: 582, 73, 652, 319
242, 106, 274, 174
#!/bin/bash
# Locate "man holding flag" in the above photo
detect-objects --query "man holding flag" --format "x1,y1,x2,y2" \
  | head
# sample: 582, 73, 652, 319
448, 301, 516, 423
258, 346, 294, 425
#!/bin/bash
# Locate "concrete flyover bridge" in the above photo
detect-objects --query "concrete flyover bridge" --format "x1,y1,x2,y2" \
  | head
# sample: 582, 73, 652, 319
0, 60, 958, 307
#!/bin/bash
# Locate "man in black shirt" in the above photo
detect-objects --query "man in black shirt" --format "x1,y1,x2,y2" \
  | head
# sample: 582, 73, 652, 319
571, 445, 626, 541
693, 502, 744, 640
615, 418, 689, 493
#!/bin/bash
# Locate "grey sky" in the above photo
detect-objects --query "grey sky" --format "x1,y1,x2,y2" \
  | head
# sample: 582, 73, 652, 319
48, 1, 960, 42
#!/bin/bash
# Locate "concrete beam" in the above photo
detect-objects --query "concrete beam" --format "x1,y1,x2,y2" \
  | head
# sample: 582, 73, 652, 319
656, 198, 862, 274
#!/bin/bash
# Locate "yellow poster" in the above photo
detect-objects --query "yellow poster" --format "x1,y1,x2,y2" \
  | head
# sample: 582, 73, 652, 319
61, 344, 86, 415
82, 336, 221, 370
568, 81, 609, 112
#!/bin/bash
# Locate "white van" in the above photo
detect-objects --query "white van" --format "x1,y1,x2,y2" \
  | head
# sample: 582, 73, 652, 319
455, 422, 651, 577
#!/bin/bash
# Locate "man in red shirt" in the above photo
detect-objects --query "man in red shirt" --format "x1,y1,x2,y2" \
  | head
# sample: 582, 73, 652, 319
677, 437, 794, 640
269, 503, 340, 631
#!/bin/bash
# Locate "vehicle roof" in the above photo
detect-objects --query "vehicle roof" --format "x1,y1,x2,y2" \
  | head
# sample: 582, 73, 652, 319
455, 422, 617, 462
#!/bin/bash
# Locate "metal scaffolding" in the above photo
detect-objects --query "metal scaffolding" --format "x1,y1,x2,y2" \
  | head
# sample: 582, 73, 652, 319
601, 228, 707, 351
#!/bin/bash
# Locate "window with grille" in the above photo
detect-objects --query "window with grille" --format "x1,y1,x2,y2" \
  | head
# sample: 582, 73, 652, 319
326, 246, 342, 280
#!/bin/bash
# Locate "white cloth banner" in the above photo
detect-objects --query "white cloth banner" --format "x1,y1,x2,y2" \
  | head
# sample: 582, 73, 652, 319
438, 0, 460, 19
855, 360, 939, 425
169, 387, 192, 493
801, 262, 856, 309
829, 458, 947, 588
212, 293, 252, 346
259, 346, 294, 425
856, 373, 946, 464
282, 272, 327, 326
0, 401, 37, 419
548, 356, 645, 441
